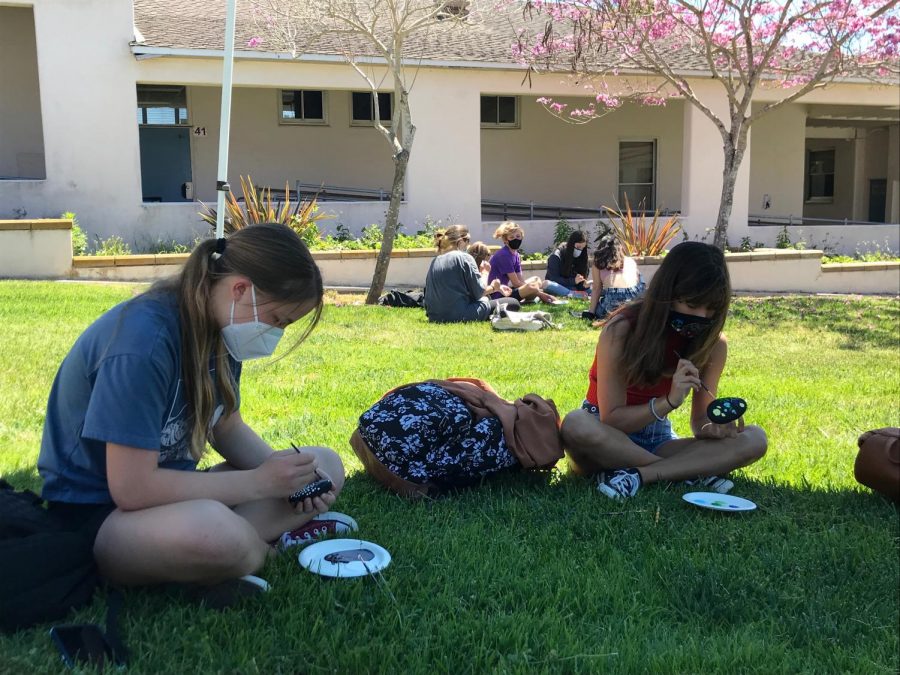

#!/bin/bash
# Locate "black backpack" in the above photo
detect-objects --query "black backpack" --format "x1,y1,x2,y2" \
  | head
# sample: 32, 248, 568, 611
378, 290, 424, 308
0, 480, 99, 633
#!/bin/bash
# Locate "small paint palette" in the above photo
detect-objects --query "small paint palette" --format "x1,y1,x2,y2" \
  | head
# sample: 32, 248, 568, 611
707, 397, 747, 424
682, 492, 756, 512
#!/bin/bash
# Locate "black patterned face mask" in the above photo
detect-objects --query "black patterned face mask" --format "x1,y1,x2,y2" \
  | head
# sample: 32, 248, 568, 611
668, 310, 714, 339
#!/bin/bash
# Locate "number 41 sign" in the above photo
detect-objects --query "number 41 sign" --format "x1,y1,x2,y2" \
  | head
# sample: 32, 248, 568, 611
192, 126, 207, 137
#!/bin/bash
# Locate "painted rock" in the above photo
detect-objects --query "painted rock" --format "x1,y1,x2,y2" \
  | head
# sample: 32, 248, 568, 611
706, 397, 748, 424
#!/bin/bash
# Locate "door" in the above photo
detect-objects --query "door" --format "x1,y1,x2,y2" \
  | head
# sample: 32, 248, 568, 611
868, 179, 886, 223
139, 126, 192, 202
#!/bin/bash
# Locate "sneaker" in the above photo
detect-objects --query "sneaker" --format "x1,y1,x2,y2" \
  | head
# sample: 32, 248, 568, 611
683, 475, 734, 494
278, 511, 359, 550
597, 469, 643, 500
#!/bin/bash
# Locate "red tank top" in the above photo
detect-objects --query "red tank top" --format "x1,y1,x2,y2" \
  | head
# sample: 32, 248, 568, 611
585, 317, 692, 407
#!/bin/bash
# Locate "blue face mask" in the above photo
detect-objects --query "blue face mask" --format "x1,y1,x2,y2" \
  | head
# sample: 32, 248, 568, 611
221, 285, 284, 361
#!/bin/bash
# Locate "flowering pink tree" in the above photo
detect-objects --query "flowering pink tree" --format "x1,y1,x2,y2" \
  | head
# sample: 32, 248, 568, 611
516, 0, 900, 248
252, 0, 477, 303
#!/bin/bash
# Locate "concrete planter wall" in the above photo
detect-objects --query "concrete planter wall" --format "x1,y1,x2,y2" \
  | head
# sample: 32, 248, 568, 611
523, 249, 899, 295
70, 249, 437, 287
0, 219, 72, 278
3, 219, 897, 295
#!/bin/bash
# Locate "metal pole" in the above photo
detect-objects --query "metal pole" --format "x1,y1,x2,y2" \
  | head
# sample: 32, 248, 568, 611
214, 0, 238, 239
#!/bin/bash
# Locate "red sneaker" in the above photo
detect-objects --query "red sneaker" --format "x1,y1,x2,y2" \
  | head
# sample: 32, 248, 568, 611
278, 512, 359, 550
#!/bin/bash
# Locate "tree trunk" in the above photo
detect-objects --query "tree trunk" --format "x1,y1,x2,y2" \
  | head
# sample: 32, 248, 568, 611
712, 128, 749, 250
365, 149, 409, 304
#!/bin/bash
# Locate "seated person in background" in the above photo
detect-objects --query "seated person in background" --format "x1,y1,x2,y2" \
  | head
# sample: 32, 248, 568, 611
544, 230, 591, 299
467, 241, 492, 271
584, 233, 645, 320
488, 221, 556, 305
424, 225, 520, 323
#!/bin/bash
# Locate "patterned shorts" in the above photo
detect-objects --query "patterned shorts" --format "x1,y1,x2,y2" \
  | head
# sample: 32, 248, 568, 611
358, 383, 519, 487
580, 400, 677, 454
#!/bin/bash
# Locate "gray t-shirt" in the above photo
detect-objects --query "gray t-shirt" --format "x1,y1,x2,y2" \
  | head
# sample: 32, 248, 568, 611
424, 250, 491, 323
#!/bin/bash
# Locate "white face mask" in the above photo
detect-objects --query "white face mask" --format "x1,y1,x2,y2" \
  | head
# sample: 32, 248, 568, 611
572, 247, 584, 258
220, 285, 284, 361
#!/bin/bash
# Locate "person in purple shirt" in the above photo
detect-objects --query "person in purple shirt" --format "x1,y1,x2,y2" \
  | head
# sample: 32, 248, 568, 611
487, 222, 556, 304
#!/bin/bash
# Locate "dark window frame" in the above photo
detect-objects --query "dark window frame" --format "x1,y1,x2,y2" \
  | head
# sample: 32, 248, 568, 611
617, 139, 657, 212
805, 148, 835, 203
279, 89, 328, 125
136, 85, 189, 127
350, 91, 393, 126
480, 95, 519, 128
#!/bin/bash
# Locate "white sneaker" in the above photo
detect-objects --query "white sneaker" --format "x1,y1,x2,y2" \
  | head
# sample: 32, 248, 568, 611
683, 476, 734, 494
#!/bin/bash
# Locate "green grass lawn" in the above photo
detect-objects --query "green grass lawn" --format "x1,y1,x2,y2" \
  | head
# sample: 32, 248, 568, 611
1, 281, 898, 674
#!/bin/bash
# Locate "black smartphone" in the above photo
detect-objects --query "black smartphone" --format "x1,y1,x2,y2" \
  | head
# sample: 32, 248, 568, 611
49, 624, 114, 669
288, 478, 333, 505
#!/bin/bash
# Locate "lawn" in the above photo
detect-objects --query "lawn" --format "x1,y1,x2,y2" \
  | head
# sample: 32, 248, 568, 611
0, 281, 898, 674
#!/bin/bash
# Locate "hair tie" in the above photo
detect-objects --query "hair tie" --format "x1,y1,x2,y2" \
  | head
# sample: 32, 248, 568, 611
211, 237, 227, 261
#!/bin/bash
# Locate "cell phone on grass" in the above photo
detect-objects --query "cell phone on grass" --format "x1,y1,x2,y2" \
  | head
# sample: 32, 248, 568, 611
49, 624, 116, 669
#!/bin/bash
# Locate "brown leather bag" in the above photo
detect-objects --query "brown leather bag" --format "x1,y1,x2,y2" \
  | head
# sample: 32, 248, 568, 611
854, 427, 900, 503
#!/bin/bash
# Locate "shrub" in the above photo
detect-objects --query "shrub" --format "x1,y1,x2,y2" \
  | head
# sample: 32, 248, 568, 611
142, 238, 197, 254
62, 211, 88, 256
553, 218, 574, 245
93, 235, 131, 256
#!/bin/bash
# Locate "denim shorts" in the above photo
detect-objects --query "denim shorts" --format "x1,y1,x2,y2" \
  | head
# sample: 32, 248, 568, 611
581, 400, 678, 454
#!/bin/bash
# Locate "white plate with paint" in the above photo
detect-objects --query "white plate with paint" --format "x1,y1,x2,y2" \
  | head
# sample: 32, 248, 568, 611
298, 538, 391, 578
682, 492, 757, 512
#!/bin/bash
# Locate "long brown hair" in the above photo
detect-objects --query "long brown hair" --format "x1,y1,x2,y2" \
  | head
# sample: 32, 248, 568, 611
151, 223, 323, 460
616, 242, 731, 387
593, 233, 625, 271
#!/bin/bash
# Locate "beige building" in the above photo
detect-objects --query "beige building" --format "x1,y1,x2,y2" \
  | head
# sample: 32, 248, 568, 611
1, 0, 898, 255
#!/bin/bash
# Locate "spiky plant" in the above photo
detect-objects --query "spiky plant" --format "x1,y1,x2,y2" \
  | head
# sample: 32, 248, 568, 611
602, 195, 681, 256
199, 176, 329, 238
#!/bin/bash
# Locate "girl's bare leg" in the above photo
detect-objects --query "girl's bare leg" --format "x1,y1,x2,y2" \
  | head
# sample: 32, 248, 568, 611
94, 499, 271, 586
561, 409, 663, 474
562, 409, 767, 483
636, 427, 767, 484
94, 446, 346, 586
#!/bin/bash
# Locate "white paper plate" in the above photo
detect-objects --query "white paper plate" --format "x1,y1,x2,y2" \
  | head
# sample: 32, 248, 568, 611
682, 492, 757, 512
298, 538, 391, 578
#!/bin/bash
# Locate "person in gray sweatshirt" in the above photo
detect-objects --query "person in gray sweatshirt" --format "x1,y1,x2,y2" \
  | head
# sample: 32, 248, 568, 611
424, 225, 520, 323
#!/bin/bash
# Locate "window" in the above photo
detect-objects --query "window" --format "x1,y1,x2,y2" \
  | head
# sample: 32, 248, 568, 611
280, 90, 326, 124
806, 148, 835, 202
351, 92, 392, 125
618, 140, 656, 211
136, 85, 188, 126
480, 95, 518, 127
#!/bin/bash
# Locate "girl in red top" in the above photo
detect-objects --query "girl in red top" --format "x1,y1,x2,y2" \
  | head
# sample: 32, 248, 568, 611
561, 242, 767, 499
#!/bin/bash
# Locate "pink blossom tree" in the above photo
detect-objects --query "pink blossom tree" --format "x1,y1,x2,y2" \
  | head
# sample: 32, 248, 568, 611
252, 0, 477, 303
516, 0, 900, 248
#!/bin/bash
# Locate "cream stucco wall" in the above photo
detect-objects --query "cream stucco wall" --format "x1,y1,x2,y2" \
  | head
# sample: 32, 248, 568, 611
480, 99, 684, 212
0, 6, 46, 179
1, 4, 897, 256
748, 103, 806, 220
0, 0, 145, 239
187, 86, 395, 204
